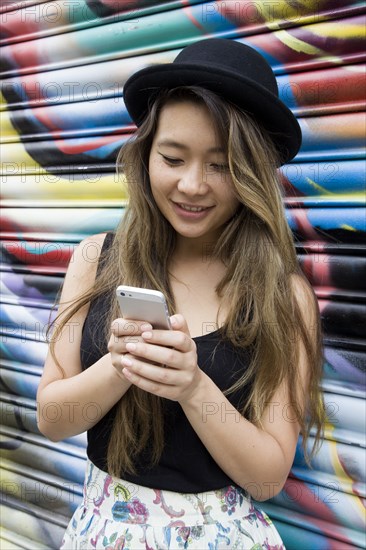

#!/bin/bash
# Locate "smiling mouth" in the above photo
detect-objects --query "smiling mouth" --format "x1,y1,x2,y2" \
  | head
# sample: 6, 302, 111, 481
177, 203, 211, 212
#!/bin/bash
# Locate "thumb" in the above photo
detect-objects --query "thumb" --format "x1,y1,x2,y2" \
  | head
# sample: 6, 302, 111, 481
170, 314, 191, 336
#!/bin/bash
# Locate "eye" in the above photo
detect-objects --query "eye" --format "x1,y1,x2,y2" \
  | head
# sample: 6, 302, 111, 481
209, 163, 230, 172
159, 153, 182, 166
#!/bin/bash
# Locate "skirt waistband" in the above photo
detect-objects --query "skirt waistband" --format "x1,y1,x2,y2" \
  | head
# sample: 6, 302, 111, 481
82, 459, 254, 526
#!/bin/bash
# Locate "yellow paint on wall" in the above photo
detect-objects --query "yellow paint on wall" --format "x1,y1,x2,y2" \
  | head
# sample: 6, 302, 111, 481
306, 178, 334, 195
270, 27, 325, 55
262, 0, 320, 22
1, 96, 49, 172
0, 109, 21, 142
267, 16, 363, 60
1, 173, 128, 203
310, 20, 365, 39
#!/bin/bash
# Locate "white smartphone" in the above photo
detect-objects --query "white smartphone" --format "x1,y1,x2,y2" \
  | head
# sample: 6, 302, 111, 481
116, 285, 171, 330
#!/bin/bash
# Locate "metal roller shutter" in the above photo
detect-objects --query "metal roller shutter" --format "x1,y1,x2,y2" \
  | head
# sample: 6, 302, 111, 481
1, 1, 365, 548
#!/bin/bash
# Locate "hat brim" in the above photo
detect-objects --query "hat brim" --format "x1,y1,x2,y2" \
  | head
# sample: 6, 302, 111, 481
124, 63, 302, 165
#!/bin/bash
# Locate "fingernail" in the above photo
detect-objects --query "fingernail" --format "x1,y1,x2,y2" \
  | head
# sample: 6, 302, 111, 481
142, 331, 152, 339
121, 356, 132, 366
141, 323, 152, 331
170, 316, 178, 326
126, 343, 136, 352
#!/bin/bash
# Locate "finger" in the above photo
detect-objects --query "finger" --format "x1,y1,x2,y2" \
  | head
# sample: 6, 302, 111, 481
121, 357, 179, 394
110, 318, 152, 337
125, 341, 182, 368
122, 367, 168, 397
122, 354, 175, 382
140, 329, 192, 353
170, 314, 191, 336
109, 335, 146, 354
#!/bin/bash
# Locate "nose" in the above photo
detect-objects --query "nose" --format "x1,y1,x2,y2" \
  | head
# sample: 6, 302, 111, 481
177, 162, 209, 196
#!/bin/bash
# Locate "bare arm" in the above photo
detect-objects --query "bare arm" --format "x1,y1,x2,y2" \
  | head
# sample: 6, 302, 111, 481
118, 275, 316, 500
180, 372, 299, 500
180, 275, 315, 499
37, 234, 132, 442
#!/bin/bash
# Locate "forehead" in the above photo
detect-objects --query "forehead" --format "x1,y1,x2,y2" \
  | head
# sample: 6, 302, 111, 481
153, 100, 225, 152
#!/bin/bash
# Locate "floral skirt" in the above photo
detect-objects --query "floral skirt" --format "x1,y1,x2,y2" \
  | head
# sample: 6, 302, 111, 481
61, 460, 285, 549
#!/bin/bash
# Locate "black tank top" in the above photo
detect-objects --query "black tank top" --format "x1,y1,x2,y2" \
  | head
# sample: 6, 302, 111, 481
81, 232, 253, 492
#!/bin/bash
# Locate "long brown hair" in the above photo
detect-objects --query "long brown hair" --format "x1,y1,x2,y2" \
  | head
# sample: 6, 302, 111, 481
49, 86, 325, 475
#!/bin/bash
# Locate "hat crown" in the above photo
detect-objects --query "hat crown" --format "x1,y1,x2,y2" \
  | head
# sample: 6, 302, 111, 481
123, 38, 301, 163
174, 38, 278, 96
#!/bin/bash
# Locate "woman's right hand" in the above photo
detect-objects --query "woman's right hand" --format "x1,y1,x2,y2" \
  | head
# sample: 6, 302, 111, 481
108, 319, 153, 377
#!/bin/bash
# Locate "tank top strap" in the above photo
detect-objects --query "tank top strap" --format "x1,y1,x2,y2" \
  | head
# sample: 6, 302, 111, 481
96, 231, 115, 275
80, 232, 115, 370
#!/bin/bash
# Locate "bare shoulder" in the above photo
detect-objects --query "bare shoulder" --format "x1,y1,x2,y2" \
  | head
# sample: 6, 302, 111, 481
290, 272, 313, 298
290, 272, 319, 328
69, 233, 108, 279
58, 232, 108, 309
289, 273, 321, 385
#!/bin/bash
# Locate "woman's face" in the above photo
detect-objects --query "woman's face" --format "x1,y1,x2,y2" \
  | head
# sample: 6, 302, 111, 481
148, 100, 240, 248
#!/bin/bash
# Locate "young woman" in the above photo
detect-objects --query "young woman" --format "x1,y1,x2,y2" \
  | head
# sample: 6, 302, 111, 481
37, 38, 324, 549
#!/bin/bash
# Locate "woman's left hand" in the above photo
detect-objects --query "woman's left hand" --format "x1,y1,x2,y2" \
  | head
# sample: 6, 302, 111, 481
120, 314, 203, 403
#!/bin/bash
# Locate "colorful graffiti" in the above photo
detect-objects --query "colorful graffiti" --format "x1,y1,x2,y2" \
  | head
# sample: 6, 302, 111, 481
1, 1, 365, 548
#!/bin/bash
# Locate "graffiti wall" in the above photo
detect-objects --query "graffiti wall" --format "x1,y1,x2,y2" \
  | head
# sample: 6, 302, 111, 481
1, 1, 365, 548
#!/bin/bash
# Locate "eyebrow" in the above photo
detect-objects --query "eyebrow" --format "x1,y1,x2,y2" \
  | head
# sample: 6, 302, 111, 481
157, 139, 225, 154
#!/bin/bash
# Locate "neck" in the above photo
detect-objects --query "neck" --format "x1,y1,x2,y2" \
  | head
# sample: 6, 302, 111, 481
170, 241, 226, 285
173, 235, 217, 264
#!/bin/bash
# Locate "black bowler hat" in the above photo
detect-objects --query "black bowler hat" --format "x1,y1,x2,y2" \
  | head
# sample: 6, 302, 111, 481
123, 38, 302, 165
